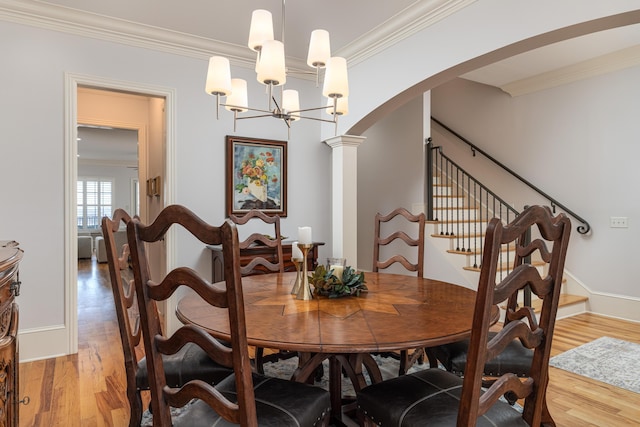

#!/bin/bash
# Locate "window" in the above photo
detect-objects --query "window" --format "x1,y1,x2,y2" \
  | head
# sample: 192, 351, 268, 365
77, 178, 113, 230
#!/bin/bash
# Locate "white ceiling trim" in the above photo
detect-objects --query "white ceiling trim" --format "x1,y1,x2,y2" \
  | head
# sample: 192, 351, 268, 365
0, 0, 472, 77
339, 0, 475, 66
501, 44, 640, 96
0, 0, 237, 59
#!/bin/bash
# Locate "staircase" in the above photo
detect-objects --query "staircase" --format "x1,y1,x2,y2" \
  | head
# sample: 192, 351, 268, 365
426, 176, 588, 319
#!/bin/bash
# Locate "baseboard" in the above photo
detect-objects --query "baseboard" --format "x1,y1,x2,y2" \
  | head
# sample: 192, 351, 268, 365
563, 271, 640, 323
19, 324, 71, 362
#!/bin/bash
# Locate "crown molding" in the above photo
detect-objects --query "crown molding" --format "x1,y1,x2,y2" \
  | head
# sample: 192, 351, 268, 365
0, 0, 254, 64
0, 0, 470, 76
339, 0, 476, 66
501, 45, 640, 96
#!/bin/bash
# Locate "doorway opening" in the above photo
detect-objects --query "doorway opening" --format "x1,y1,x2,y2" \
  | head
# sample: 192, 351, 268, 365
65, 73, 176, 355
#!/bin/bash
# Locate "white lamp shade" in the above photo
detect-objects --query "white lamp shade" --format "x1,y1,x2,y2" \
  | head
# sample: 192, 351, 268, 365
248, 9, 274, 52
256, 40, 286, 86
307, 29, 331, 68
322, 56, 349, 98
326, 96, 348, 116
205, 56, 232, 96
282, 89, 300, 121
225, 79, 248, 112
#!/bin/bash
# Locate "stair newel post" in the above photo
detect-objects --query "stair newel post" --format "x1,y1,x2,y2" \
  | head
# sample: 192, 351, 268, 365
455, 165, 461, 251
425, 138, 434, 222
439, 149, 445, 230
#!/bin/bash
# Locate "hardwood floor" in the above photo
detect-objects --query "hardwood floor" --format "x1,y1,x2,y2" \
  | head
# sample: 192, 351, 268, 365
18, 259, 640, 426
19, 259, 131, 426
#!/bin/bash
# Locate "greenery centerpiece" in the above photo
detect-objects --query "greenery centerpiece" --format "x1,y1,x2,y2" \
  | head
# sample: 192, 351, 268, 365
308, 265, 367, 298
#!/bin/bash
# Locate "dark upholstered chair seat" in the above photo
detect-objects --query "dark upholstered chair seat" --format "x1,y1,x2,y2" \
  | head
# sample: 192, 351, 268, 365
432, 331, 534, 377
357, 368, 527, 427
136, 342, 232, 389
172, 372, 330, 427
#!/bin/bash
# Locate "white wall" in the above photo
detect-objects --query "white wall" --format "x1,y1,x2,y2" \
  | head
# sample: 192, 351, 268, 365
431, 67, 640, 307
0, 20, 332, 360
357, 96, 425, 272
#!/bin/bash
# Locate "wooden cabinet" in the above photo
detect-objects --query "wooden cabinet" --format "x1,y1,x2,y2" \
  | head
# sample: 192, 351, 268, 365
0, 241, 22, 427
208, 242, 324, 282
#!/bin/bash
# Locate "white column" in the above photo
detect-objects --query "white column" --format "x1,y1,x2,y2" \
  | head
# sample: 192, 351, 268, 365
324, 135, 366, 268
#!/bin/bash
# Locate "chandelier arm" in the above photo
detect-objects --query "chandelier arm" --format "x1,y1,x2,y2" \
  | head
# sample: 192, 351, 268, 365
231, 113, 337, 124
286, 70, 316, 76
234, 114, 280, 120
271, 96, 281, 112
293, 116, 338, 124
220, 104, 273, 115
290, 105, 331, 114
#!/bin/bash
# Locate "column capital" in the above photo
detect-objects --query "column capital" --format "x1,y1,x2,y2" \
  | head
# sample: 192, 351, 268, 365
324, 134, 366, 149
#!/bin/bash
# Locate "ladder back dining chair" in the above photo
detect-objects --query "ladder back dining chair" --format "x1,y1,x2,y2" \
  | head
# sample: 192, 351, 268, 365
372, 207, 432, 375
229, 209, 298, 374
229, 209, 285, 276
127, 204, 330, 427
357, 205, 571, 426
102, 209, 232, 427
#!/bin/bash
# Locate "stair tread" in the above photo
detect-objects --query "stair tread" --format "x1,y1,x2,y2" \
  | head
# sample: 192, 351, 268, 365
499, 293, 587, 312
431, 233, 485, 239
428, 219, 484, 224
462, 260, 546, 273
447, 245, 513, 256
532, 293, 588, 313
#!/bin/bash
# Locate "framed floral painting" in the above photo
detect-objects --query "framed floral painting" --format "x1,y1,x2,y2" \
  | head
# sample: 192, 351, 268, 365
226, 136, 287, 217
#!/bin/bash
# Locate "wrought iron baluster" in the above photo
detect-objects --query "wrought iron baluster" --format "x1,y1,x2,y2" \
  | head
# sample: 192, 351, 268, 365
455, 166, 461, 250
447, 159, 453, 235
439, 156, 444, 233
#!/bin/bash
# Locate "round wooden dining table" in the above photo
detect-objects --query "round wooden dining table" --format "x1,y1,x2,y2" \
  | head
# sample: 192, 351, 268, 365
176, 271, 490, 425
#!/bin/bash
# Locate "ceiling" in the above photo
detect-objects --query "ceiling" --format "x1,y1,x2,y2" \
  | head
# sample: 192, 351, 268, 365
16, 0, 638, 161
25, 0, 640, 95
77, 126, 138, 166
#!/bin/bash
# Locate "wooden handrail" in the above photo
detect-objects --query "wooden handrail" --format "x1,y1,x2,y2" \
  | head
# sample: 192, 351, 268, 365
431, 117, 590, 234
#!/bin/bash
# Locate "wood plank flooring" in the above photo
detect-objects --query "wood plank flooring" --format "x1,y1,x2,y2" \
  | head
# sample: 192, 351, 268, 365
18, 259, 640, 426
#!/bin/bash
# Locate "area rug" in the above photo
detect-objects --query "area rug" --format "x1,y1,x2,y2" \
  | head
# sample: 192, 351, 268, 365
262, 353, 427, 396
549, 336, 640, 394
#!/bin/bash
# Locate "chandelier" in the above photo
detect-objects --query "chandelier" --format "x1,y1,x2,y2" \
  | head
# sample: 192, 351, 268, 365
205, 0, 349, 136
